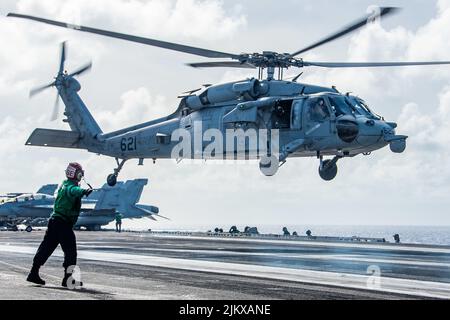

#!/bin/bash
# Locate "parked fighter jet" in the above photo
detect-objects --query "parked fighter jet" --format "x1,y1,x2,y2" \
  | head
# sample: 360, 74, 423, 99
0, 179, 162, 231
0, 184, 58, 201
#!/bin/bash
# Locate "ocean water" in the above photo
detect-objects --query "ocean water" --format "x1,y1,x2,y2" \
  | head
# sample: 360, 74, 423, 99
117, 221, 450, 246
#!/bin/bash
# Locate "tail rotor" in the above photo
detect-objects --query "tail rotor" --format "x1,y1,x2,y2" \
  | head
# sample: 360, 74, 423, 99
29, 41, 92, 121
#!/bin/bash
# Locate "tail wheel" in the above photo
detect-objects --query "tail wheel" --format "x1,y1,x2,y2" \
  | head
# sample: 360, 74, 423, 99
319, 160, 338, 181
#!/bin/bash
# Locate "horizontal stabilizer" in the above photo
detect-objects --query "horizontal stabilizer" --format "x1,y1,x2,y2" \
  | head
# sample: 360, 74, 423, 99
26, 129, 82, 149
135, 204, 169, 220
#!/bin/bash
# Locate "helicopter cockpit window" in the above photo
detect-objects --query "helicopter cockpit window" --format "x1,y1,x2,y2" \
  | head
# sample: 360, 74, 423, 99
307, 98, 330, 122
349, 98, 371, 117
328, 96, 354, 117
356, 99, 381, 120
291, 100, 303, 129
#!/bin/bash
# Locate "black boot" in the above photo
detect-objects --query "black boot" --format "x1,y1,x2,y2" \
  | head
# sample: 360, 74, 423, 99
62, 270, 83, 288
26, 265, 45, 285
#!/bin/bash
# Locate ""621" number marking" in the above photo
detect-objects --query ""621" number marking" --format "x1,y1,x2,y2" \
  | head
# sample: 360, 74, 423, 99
121, 137, 137, 152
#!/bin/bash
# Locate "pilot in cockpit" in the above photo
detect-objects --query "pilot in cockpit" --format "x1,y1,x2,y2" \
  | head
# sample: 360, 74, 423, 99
311, 98, 329, 121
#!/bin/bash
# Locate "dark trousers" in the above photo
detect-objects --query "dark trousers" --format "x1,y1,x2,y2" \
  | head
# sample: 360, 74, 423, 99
33, 217, 77, 269
116, 222, 121, 233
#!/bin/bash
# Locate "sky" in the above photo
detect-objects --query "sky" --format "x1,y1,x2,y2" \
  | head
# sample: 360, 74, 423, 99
1, 0, 450, 229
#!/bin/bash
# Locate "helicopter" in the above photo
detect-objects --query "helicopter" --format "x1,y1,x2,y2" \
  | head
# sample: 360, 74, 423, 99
6, 7, 450, 186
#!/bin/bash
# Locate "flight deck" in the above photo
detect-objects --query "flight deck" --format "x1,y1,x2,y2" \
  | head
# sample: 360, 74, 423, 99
0, 230, 449, 300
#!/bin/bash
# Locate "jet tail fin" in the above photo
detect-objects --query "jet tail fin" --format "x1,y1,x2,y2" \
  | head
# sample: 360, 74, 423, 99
25, 128, 83, 149
36, 184, 58, 196
94, 179, 148, 211
93, 179, 162, 220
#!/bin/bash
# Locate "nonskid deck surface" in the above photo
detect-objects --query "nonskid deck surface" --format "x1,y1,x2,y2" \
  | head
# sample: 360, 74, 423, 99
0, 231, 449, 300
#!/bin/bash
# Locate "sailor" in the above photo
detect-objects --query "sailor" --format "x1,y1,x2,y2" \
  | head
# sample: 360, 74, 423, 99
115, 213, 123, 233
311, 98, 329, 121
26, 163, 93, 287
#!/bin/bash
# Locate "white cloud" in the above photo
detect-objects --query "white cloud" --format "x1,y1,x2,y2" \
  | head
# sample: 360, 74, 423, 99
96, 87, 169, 132
15, 0, 247, 41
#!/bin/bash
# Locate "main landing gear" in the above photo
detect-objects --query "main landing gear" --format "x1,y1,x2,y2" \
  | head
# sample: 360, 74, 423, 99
259, 153, 342, 181
318, 155, 342, 181
107, 158, 127, 187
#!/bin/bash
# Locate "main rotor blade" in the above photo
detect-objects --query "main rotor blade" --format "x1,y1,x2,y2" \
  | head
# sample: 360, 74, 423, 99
302, 60, 450, 68
7, 13, 240, 59
291, 7, 399, 57
69, 62, 92, 77
59, 41, 66, 74
50, 93, 60, 121
187, 61, 256, 69
29, 82, 55, 98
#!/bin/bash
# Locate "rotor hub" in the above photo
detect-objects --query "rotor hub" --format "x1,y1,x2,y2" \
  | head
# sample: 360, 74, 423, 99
239, 52, 303, 69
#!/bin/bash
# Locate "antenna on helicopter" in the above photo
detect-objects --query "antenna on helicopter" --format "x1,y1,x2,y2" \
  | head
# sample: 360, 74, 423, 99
292, 72, 304, 83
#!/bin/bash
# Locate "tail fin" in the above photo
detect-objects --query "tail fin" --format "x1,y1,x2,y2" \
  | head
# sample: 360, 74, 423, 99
36, 184, 58, 196
92, 179, 161, 220
59, 85, 103, 138
94, 179, 148, 212
27, 42, 103, 141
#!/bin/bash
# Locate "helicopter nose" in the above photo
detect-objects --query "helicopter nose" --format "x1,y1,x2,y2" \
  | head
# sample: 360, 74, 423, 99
384, 129, 408, 154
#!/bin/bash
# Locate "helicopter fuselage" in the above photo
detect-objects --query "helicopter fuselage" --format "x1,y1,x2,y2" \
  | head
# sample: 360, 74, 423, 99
95, 78, 406, 162
26, 76, 407, 183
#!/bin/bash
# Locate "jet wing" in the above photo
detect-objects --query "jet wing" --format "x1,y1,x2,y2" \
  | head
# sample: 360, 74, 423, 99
80, 210, 116, 218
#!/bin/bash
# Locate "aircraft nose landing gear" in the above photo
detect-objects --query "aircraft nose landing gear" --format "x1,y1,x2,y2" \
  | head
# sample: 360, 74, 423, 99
318, 156, 341, 181
107, 158, 127, 187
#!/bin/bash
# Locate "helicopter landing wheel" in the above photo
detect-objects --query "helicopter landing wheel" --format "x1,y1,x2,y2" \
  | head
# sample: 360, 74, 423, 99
319, 160, 338, 181
259, 155, 280, 177
107, 158, 127, 187
107, 174, 118, 187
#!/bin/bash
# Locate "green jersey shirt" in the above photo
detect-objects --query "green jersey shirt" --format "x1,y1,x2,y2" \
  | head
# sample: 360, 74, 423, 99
51, 180, 86, 226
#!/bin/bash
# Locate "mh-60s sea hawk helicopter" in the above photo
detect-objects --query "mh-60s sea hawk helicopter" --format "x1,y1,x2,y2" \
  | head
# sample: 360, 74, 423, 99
7, 8, 450, 186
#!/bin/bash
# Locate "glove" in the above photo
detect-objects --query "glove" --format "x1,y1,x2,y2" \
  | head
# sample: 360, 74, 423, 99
83, 188, 93, 197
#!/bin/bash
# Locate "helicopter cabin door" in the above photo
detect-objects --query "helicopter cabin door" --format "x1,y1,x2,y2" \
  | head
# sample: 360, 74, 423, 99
272, 100, 293, 131
303, 96, 334, 139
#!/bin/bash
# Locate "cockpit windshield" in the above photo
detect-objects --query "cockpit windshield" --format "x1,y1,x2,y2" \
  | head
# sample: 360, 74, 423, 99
354, 98, 381, 120
328, 96, 355, 117
16, 194, 34, 202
